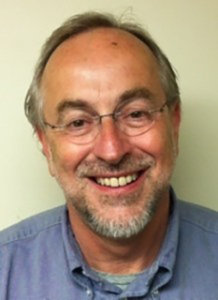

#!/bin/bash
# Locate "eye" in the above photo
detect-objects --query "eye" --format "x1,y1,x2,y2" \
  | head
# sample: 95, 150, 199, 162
64, 114, 94, 134
118, 107, 153, 129
68, 119, 87, 128
129, 110, 150, 119
117, 100, 153, 124
125, 109, 152, 122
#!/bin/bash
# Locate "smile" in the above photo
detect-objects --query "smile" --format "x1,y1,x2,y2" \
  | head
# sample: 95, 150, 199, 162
95, 173, 138, 187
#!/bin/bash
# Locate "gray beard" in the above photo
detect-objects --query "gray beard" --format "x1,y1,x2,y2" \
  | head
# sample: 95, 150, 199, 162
69, 183, 164, 239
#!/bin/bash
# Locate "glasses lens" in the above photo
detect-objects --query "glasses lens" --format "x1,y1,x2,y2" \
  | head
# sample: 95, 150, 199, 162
117, 107, 155, 136
119, 119, 155, 136
50, 102, 166, 144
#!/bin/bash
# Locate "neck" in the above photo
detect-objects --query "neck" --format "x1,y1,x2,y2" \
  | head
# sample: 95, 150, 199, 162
68, 194, 170, 275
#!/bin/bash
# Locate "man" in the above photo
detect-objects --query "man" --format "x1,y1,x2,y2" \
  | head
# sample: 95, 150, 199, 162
1, 12, 218, 299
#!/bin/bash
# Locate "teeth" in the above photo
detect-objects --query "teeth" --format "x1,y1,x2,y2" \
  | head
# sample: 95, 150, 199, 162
105, 178, 110, 186
111, 178, 119, 187
126, 175, 132, 183
96, 173, 138, 187
118, 177, 127, 186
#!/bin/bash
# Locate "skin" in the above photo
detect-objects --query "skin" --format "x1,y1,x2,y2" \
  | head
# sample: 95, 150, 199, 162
38, 28, 181, 274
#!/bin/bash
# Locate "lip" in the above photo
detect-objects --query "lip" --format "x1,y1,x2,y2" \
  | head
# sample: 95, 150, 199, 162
86, 169, 148, 195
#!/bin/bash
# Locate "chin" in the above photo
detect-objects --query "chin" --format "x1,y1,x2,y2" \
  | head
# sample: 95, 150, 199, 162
71, 189, 161, 239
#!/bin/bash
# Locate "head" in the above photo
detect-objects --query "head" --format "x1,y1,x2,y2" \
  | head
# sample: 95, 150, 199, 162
25, 12, 181, 239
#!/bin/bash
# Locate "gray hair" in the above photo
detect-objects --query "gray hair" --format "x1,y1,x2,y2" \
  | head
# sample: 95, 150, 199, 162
24, 11, 180, 129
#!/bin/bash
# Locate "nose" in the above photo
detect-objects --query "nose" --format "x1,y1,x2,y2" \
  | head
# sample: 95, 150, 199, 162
92, 118, 132, 164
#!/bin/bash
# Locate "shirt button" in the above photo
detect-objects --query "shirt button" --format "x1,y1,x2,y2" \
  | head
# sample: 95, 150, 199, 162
152, 290, 159, 296
86, 289, 92, 296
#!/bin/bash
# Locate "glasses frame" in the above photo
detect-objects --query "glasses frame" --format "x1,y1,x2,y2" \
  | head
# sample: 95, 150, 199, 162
43, 100, 169, 144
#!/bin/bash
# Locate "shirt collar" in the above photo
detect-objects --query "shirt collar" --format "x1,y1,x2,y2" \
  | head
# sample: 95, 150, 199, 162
149, 187, 179, 290
158, 188, 179, 271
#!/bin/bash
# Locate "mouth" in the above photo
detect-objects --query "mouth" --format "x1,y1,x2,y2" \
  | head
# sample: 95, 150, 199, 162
92, 172, 142, 188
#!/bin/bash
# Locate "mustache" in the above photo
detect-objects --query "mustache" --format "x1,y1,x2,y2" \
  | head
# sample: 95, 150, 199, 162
76, 154, 155, 177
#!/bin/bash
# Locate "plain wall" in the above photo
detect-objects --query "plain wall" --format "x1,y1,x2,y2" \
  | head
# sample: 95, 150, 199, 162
0, 0, 217, 230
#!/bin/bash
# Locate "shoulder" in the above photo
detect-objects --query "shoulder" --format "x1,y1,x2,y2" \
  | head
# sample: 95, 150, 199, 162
173, 200, 218, 290
177, 200, 218, 234
0, 205, 66, 246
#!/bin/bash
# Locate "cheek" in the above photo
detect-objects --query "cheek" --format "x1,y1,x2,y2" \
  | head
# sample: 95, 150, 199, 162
49, 139, 91, 174
131, 124, 176, 163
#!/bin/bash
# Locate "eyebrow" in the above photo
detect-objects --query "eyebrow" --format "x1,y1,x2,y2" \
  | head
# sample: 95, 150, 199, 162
55, 87, 155, 121
56, 99, 94, 123
117, 87, 155, 109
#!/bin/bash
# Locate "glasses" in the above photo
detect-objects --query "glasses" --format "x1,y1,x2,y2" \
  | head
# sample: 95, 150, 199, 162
43, 100, 169, 145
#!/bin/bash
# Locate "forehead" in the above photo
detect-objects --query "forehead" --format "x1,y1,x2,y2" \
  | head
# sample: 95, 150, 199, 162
44, 27, 157, 68
41, 28, 165, 114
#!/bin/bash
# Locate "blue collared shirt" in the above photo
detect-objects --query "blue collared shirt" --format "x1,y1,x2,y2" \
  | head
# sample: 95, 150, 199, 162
1, 191, 218, 300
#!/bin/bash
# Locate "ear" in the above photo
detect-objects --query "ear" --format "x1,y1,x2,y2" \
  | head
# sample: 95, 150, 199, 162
36, 128, 51, 158
170, 101, 181, 154
170, 100, 181, 135
36, 128, 56, 177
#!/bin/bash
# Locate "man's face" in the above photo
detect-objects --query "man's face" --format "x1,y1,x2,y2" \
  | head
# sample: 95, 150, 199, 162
38, 28, 180, 238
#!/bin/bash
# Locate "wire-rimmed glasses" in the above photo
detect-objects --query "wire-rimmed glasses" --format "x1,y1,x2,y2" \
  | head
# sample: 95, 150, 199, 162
43, 100, 169, 145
